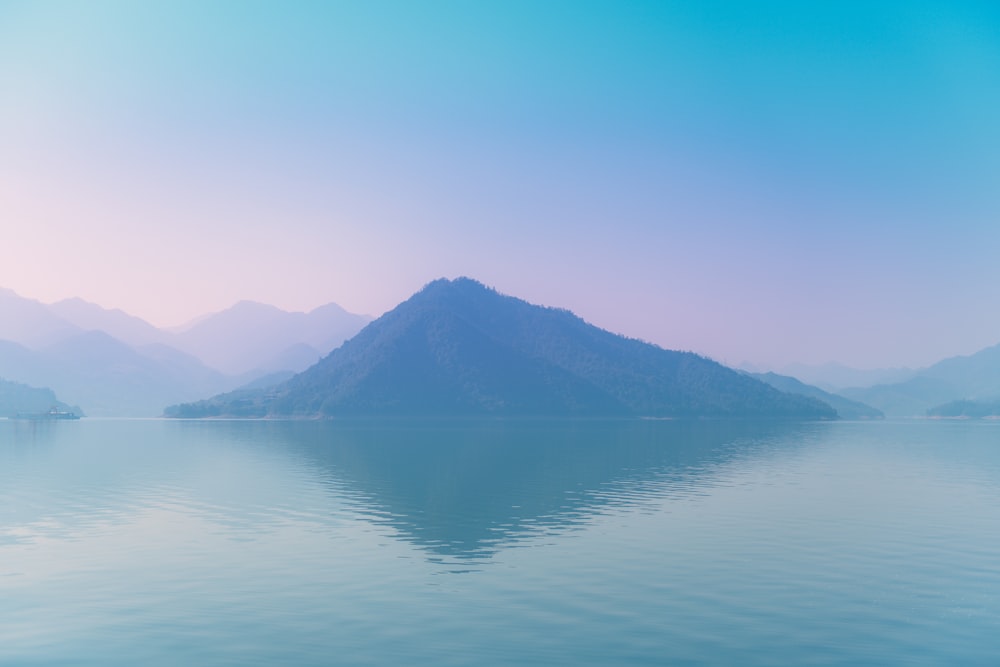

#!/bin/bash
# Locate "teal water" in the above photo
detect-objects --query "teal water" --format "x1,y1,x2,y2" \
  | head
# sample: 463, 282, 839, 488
1, 418, 999, 665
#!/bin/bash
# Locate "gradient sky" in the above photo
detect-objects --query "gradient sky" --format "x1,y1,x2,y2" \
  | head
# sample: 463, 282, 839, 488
1, 1, 998, 369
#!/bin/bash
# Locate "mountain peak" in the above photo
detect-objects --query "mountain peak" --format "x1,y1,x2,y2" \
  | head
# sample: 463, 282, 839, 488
229, 300, 287, 314
171, 297, 372, 375
169, 279, 836, 420
416, 277, 495, 300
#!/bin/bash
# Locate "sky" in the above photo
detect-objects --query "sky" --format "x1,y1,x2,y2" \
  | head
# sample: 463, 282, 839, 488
1, 1, 998, 369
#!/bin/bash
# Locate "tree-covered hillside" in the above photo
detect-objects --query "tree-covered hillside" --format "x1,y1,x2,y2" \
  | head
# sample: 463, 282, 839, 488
168, 279, 837, 420
0, 378, 80, 417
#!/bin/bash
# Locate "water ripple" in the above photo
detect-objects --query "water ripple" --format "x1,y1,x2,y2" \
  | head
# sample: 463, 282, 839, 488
3, 419, 1000, 665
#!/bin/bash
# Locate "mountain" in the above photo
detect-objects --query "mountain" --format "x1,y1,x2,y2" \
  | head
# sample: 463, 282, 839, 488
261, 343, 324, 374
0, 378, 79, 417
926, 399, 1000, 419
0, 339, 41, 383
918, 342, 1000, 397
773, 362, 915, 392
0, 331, 235, 417
235, 370, 297, 391
0, 286, 370, 415
839, 377, 959, 417
171, 300, 371, 375
749, 372, 883, 420
48, 297, 169, 348
839, 342, 1000, 417
0, 288, 80, 348
0, 296, 246, 416
168, 278, 837, 419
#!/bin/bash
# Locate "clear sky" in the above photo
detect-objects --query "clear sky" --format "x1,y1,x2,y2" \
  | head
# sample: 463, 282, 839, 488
1, 1, 998, 369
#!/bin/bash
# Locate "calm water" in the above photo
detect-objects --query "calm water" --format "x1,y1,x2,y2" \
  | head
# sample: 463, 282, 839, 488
1, 418, 999, 665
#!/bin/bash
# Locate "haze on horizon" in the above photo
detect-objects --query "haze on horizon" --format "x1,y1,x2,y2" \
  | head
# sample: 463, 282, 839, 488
1, 1, 998, 370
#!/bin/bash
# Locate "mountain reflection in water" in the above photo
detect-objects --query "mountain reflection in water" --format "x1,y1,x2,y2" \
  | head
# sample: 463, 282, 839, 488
4, 419, 1000, 666
263, 418, 817, 561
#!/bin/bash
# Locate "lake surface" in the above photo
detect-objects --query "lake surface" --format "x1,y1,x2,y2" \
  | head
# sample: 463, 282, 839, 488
2, 418, 999, 665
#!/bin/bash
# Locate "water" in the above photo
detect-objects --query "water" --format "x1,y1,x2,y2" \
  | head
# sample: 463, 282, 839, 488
1, 418, 999, 665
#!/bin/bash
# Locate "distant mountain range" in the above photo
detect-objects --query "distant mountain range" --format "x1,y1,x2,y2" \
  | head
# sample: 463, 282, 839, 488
748, 372, 883, 420
8, 279, 1000, 419
740, 343, 1000, 418
0, 288, 82, 347
169, 300, 370, 375
926, 399, 1000, 419
759, 362, 916, 392
168, 278, 838, 420
0, 288, 370, 416
838, 342, 1000, 417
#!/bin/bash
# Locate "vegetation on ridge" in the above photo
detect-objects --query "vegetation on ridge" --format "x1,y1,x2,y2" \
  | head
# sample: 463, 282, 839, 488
0, 377, 81, 417
167, 278, 837, 420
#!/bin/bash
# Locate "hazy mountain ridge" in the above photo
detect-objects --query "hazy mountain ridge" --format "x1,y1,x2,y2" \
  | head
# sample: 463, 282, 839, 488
0, 287, 369, 416
839, 377, 958, 418
19, 331, 232, 417
766, 362, 916, 392
744, 343, 1000, 418
169, 300, 371, 375
48, 297, 170, 348
748, 372, 883, 420
919, 342, 1000, 396
0, 288, 82, 348
168, 278, 838, 419
7, 282, 1000, 419
839, 344, 1000, 416
926, 399, 1000, 419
